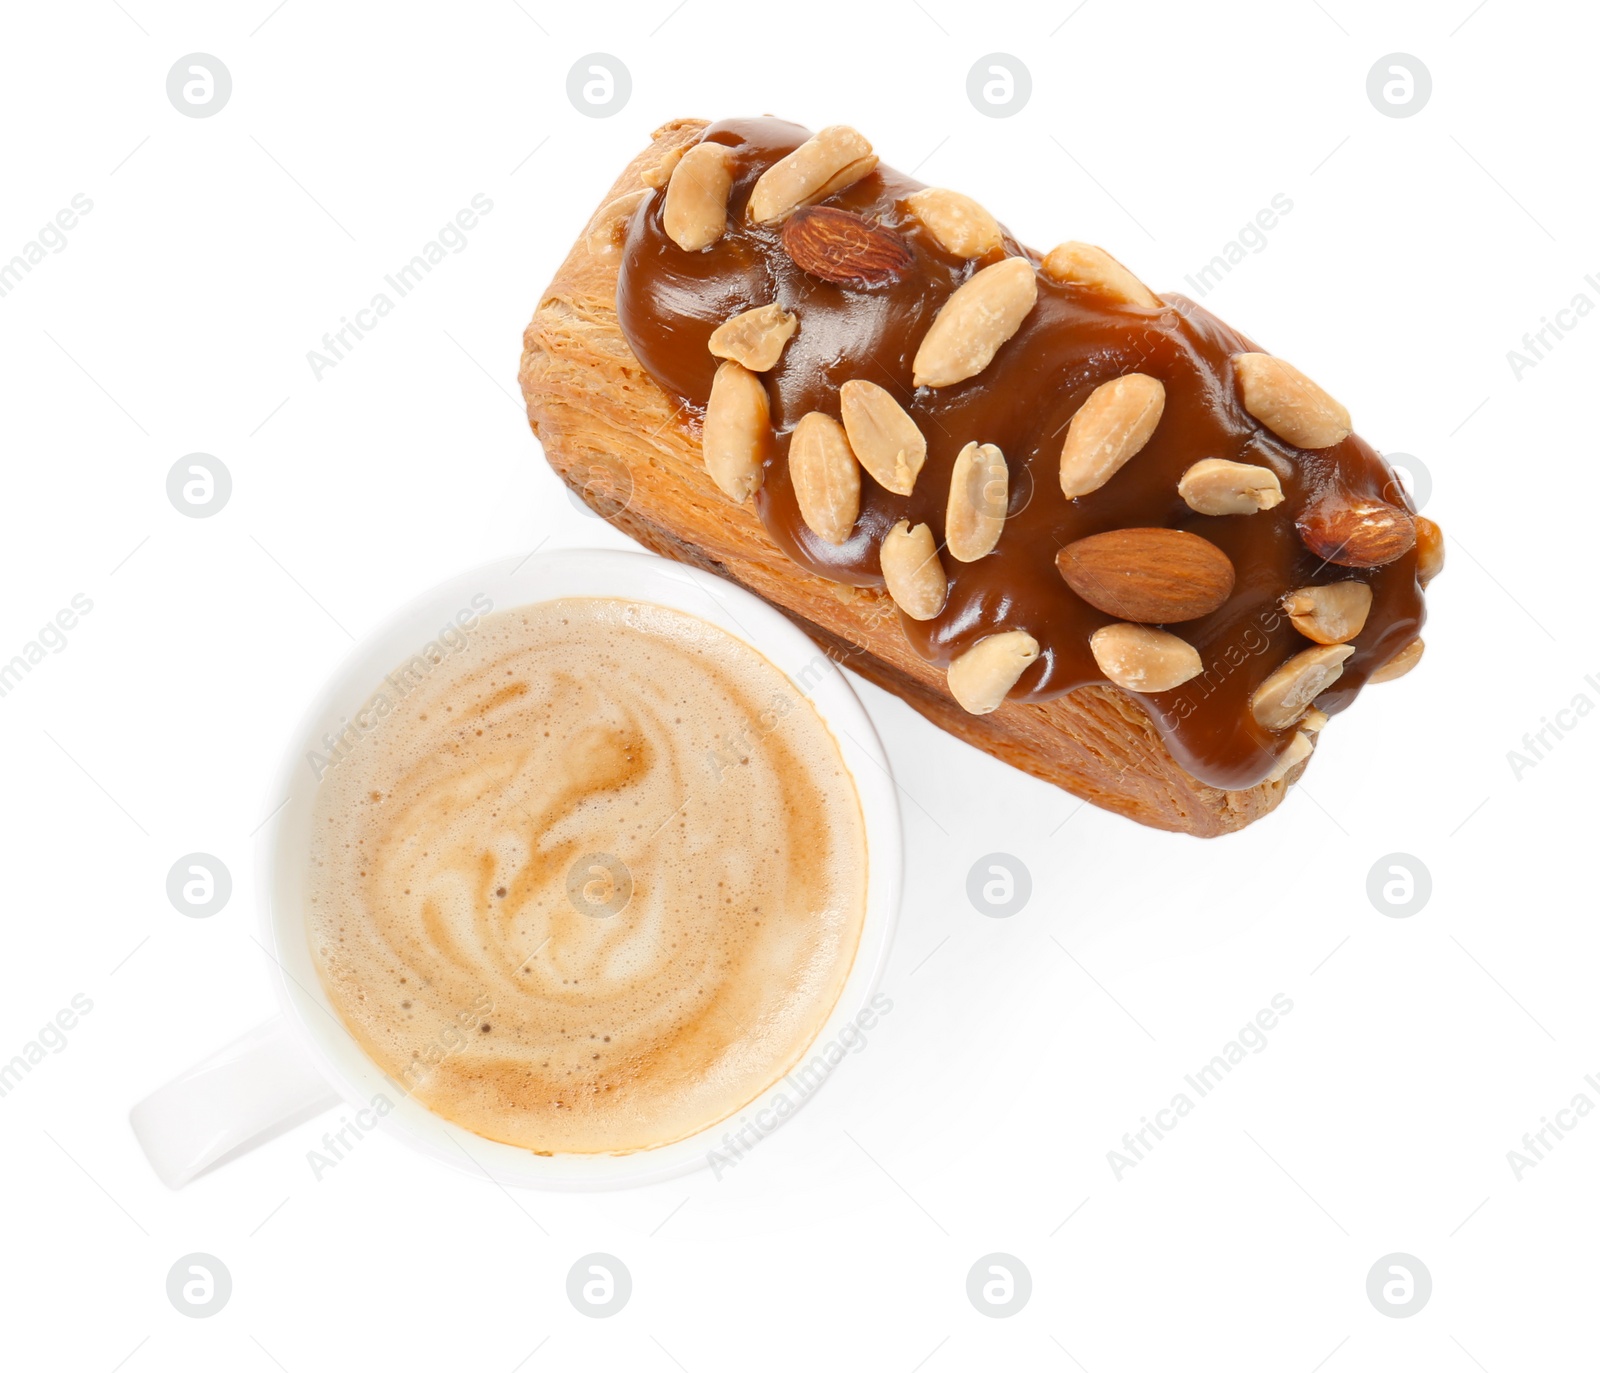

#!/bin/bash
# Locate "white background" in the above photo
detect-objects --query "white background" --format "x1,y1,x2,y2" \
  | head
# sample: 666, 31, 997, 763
0, 1, 1591, 1368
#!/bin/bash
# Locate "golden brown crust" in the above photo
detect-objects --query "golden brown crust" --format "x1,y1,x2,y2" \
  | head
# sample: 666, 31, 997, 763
519, 119, 1299, 836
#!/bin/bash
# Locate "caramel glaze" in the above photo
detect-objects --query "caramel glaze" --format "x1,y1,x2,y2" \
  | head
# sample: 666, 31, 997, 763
616, 117, 1426, 790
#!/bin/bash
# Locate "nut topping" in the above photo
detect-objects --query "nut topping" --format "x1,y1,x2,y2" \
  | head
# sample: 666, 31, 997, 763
584, 189, 650, 258
912, 257, 1038, 388
1056, 528, 1235, 623
1264, 731, 1314, 784
904, 188, 1002, 258
702, 360, 770, 501
1058, 374, 1166, 499
1251, 644, 1354, 730
948, 629, 1039, 715
1281, 581, 1373, 645
839, 380, 926, 495
664, 142, 736, 251
1040, 241, 1160, 308
781, 206, 913, 287
708, 302, 798, 372
1297, 494, 1416, 568
879, 520, 947, 620
1089, 624, 1203, 693
747, 125, 877, 224
945, 441, 1008, 562
1368, 637, 1424, 684
1298, 706, 1330, 733
1177, 458, 1284, 515
1414, 515, 1445, 585
640, 144, 684, 190
789, 412, 861, 545
1232, 352, 1351, 449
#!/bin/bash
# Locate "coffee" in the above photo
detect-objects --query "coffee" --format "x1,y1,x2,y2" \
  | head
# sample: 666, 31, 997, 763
306, 597, 867, 1154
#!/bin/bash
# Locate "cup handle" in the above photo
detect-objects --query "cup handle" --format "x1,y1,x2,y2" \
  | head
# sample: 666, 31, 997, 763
130, 1014, 343, 1189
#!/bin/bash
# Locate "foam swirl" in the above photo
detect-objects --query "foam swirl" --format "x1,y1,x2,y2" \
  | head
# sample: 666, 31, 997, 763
307, 598, 867, 1154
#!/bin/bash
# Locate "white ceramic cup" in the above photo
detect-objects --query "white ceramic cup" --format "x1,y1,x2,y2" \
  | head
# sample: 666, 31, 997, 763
130, 549, 902, 1189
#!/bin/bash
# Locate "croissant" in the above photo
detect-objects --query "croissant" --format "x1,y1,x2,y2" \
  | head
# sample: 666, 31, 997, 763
519, 117, 1437, 837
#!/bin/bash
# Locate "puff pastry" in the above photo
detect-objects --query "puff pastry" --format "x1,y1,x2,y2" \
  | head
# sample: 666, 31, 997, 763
519, 118, 1435, 836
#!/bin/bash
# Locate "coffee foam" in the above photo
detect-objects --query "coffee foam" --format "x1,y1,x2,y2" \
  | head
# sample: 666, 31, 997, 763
306, 597, 867, 1154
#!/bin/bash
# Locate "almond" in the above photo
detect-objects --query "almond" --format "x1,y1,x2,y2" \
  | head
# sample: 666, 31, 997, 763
1281, 581, 1373, 645
1298, 494, 1416, 568
1177, 458, 1284, 516
664, 142, 736, 252
748, 125, 877, 224
708, 302, 798, 372
947, 629, 1039, 714
1056, 528, 1234, 623
912, 257, 1038, 388
1040, 241, 1160, 308
1414, 515, 1445, 586
1058, 374, 1166, 499
1232, 352, 1351, 449
789, 412, 860, 544
1251, 644, 1353, 730
1368, 637, 1424, 684
781, 206, 913, 287
702, 361, 770, 501
839, 380, 926, 495
945, 441, 1008, 562
904, 187, 1002, 258
879, 520, 947, 620
1089, 624, 1203, 693
1298, 706, 1330, 733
